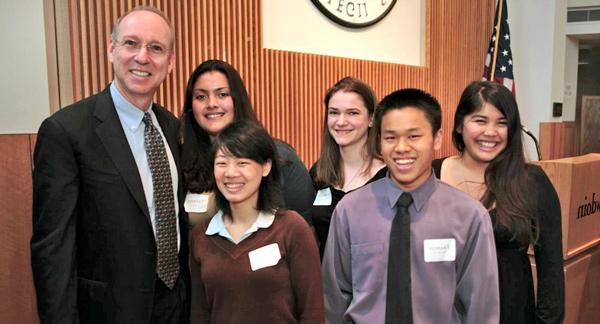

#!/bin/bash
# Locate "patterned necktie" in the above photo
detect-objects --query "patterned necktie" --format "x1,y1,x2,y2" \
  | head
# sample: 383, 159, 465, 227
143, 112, 179, 289
385, 192, 414, 324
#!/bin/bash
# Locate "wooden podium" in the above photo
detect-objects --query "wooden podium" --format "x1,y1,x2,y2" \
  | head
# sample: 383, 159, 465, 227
534, 154, 600, 324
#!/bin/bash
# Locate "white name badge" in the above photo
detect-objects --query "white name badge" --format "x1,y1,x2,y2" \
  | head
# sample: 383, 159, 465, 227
313, 188, 332, 206
184, 192, 209, 213
248, 243, 281, 271
424, 238, 456, 262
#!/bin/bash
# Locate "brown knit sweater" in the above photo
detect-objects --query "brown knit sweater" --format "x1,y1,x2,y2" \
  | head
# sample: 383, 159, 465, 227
191, 209, 324, 324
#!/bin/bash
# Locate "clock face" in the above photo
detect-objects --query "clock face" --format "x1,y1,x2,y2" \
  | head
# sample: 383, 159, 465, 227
311, 0, 397, 28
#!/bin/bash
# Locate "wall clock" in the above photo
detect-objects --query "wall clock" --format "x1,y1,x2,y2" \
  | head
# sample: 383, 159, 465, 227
311, 0, 397, 28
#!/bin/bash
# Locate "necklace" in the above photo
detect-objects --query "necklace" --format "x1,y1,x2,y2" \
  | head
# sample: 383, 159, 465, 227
455, 157, 486, 200
457, 179, 486, 200
342, 160, 367, 192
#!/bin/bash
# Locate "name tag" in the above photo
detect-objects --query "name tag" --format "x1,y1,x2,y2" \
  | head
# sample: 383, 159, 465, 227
313, 188, 332, 206
424, 238, 456, 262
248, 243, 281, 271
184, 192, 209, 213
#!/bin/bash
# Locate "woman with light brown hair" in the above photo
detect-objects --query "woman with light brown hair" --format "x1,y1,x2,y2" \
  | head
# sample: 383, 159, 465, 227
310, 77, 386, 257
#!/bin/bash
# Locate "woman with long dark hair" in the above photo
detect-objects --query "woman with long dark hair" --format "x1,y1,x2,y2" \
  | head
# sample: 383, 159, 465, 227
310, 77, 386, 256
180, 59, 314, 225
433, 80, 564, 323
191, 120, 323, 323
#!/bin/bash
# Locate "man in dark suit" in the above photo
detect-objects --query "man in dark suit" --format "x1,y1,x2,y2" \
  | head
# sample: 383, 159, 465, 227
31, 6, 190, 323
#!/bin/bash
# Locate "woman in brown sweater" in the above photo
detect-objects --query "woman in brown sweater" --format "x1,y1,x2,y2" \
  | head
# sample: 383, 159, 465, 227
191, 120, 324, 323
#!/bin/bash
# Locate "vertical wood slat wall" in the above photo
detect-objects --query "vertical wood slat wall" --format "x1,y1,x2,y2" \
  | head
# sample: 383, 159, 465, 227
67, 0, 495, 166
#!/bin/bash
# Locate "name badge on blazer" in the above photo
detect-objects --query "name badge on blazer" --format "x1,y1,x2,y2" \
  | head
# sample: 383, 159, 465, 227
313, 188, 332, 206
184, 192, 209, 213
424, 238, 456, 262
248, 243, 281, 271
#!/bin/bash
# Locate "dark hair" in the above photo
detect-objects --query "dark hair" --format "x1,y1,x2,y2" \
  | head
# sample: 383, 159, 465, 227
212, 121, 283, 215
372, 88, 442, 155
111, 6, 176, 49
453, 80, 538, 246
181, 60, 259, 193
315, 77, 378, 187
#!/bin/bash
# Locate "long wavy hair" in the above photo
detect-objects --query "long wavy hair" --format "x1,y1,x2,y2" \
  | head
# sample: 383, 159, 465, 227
453, 80, 538, 246
180, 60, 259, 193
212, 120, 283, 215
314, 77, 378, 188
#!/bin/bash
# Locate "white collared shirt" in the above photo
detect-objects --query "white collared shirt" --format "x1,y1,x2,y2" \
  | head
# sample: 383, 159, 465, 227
206, 210, 276, 244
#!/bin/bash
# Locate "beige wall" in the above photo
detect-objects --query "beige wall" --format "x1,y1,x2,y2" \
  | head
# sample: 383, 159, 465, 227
0, 1, 51, 134
262, 0, 425, 65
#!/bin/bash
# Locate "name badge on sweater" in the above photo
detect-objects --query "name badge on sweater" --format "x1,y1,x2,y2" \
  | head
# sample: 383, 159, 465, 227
248, 243, 281, 271
184, 192, 209, 213
313, 188, 332, 206
424, 238, 456, 262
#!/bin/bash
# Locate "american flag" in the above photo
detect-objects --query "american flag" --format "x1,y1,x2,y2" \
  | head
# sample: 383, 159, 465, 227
483, 0, 515, 94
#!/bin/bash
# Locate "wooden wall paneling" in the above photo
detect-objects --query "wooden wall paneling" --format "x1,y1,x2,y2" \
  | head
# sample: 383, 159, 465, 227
540, 122, 577, 160
30, 135, 37, 169
100, 0, 110, 90
275, 50, 284, 140
563, 122, 576, 158
170, 0, 185, 107
87, 0, 98, 92
66, 0, 495, 166
271, 50, 281, 138
186, 0, 194, 110
0, 134, 39, 324
540, 122, 556, 160
68, 0, 81, 100
44, 0, 60, 114
279, 51, 288, 141
81, 0, 91, 97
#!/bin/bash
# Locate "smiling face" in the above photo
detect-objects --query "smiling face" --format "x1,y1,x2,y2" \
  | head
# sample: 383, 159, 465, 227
327, 91, 372, 149
380, 107, 442, 191
214, 148, 272, 209
108, 10, 174, 110
459, 102, 508, 164
191, 71, 235, 138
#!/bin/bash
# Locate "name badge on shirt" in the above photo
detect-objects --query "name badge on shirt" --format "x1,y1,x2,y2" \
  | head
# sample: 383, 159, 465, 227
248, 243, 281, 271
313, 188, 332, 206
184, 192, 209, 213
424, 238, 456, 262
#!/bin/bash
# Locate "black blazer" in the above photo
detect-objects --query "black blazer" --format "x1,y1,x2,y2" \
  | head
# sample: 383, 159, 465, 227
31, 87, 190, 324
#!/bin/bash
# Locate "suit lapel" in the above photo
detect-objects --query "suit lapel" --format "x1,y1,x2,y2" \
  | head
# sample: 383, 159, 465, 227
93, 88, 152, 224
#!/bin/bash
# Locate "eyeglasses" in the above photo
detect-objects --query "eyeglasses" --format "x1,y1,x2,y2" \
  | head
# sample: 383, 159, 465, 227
113, 39, 171, 57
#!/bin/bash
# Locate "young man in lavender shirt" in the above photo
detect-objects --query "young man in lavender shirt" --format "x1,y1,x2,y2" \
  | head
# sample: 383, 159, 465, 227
322, 88, 500, 324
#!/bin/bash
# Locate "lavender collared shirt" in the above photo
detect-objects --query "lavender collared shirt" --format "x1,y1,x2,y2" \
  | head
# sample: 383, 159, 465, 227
322, 173, 499, 324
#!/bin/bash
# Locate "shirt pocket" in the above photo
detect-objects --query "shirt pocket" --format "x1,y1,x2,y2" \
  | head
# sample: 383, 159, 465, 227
350, 242, 385, 293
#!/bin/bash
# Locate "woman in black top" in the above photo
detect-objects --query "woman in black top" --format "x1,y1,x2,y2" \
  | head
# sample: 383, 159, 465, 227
311, 77, 386, 257
180, 60, 315, 225
433, 80, 564, 323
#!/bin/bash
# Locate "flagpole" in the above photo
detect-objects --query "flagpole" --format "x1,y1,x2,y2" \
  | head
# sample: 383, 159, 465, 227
490, 0, 504, 80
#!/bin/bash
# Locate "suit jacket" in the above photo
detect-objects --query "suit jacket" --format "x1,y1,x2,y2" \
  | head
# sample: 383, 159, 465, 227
31, 86, 190, 324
